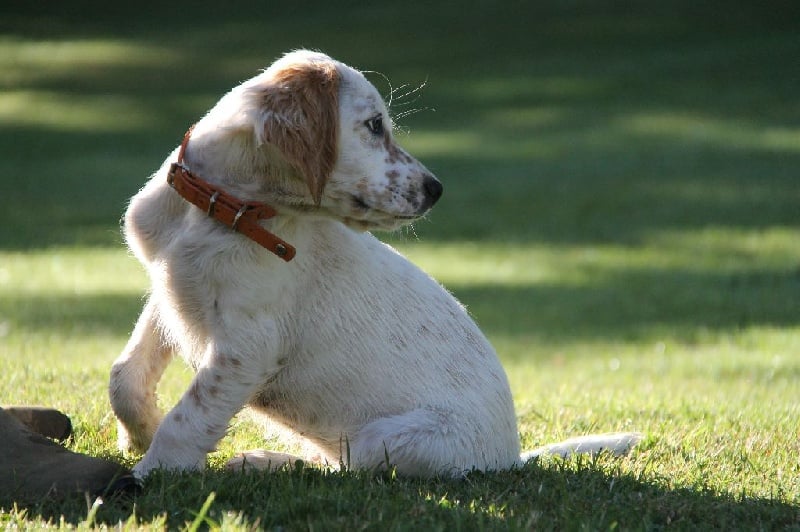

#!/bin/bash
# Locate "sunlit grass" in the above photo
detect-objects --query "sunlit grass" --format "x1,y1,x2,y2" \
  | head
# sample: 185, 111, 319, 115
0, 90, 160, 132
402, 110, 800, 162
397, 226, 800, 284
0, 37, 180, 86
0, 248, 144, 295
621, 111, 800, 152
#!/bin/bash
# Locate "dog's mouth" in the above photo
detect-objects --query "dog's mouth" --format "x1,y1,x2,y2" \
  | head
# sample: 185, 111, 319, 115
345, 195, 423, 230
351, 195, 422, 218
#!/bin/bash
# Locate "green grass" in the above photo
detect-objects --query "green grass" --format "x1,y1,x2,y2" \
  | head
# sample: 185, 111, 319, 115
1, 1, 799, 529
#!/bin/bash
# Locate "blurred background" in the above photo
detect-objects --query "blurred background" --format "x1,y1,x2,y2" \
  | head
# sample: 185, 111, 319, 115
2, 1, 798, 245
1, 0, 798, 367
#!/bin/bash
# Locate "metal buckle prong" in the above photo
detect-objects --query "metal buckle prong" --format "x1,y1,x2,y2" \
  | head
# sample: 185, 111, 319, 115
207, 191, 220, 217
232, 205, 248, 230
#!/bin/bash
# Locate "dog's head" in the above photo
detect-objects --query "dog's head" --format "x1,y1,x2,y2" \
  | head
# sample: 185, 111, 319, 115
191, 50, 442, 232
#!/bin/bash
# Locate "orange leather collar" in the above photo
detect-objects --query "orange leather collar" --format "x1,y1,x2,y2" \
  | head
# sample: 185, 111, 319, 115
166, 126, 296, 261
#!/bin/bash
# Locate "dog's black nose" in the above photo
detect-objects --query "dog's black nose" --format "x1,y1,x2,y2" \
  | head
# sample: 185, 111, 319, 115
422, 175, 443, 206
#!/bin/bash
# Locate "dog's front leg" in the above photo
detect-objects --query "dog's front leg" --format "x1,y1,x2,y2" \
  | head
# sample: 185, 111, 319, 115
131, 345, 275, 478
109, 298, 172, 453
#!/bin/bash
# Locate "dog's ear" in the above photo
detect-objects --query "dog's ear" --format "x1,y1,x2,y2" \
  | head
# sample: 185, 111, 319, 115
257, 58, 340, 205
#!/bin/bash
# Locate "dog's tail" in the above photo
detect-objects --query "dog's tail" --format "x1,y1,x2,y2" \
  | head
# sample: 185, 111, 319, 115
520, 432, 643, 462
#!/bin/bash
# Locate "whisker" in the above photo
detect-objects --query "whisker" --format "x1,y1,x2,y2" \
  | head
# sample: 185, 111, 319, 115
362, 70, 394, 108
362, 74, 434, 131
406, 223, 420, 241
393, 123, 411, 136
394, 107, 432, 120
392, 79, 428, 103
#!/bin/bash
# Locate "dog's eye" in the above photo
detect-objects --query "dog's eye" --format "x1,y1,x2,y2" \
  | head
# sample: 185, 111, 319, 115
365, 115, 384, 136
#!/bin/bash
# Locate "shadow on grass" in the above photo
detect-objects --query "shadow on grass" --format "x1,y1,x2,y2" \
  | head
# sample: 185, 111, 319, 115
453, 266, 800, 348
10, 458, 799, 529
414, 143, 800, 246
0, 293, 143, 337
0, 126, 177, 249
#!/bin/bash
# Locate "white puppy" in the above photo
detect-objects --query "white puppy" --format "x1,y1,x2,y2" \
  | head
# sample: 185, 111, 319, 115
109, 50, 640, 479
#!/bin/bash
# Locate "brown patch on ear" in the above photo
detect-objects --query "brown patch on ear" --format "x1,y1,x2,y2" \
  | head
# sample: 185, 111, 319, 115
260, 58, 340, 204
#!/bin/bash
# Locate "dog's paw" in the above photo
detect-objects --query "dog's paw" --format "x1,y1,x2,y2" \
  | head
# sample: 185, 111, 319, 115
226, 449, 305, 472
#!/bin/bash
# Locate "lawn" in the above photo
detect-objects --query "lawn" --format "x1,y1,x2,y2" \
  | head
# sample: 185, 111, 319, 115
1, 1, 799, 529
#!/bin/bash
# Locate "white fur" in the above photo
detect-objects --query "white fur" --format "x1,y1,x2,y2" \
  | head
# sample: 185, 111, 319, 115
109, 50, 640, 479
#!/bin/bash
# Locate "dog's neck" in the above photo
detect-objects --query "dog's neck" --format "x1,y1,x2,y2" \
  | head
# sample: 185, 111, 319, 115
167, 125, 297, 261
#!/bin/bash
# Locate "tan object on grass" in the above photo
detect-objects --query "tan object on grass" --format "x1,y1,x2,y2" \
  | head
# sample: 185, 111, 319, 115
0, 406, 137, 503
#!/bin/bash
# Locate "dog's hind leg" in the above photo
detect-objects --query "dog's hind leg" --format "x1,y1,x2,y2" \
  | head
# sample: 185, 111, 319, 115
520, 432, 643, 462
109, 298, 173, 454
346, 407, 520, 478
